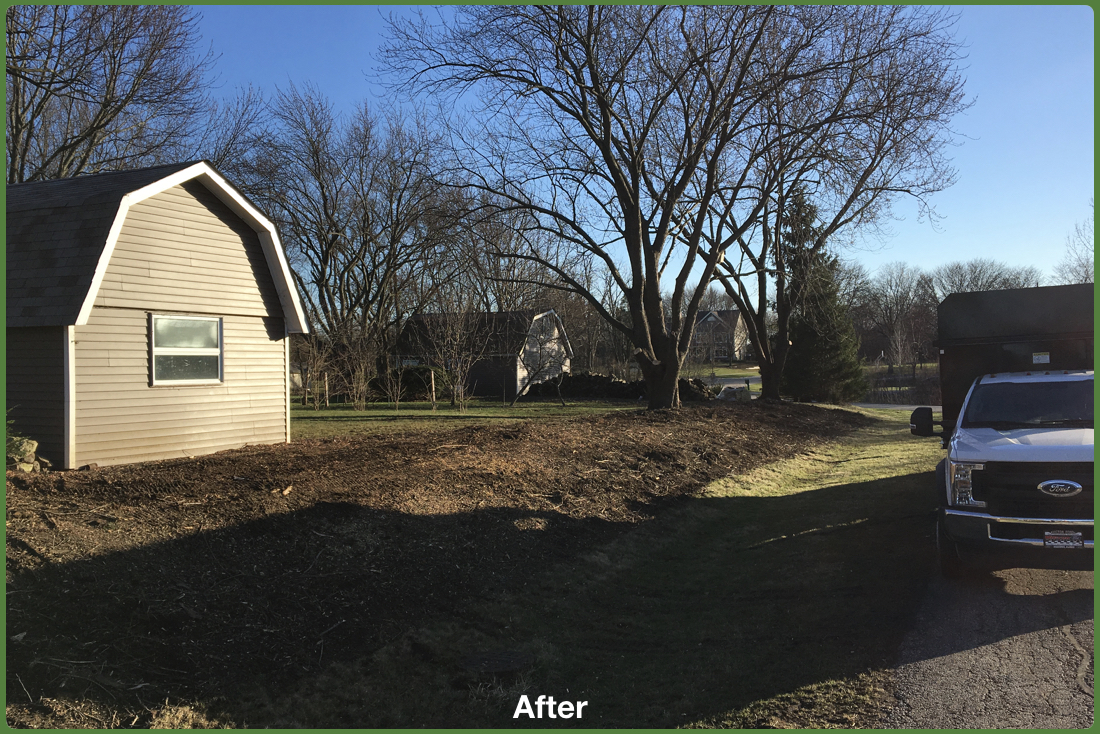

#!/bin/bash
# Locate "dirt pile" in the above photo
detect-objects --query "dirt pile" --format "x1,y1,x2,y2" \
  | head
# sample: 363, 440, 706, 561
525, 371, 714, 401
6, 401, 871, 728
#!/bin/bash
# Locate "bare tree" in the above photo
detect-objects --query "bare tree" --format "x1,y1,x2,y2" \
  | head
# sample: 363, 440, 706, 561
6, 5, 215, 182
1053, 200, 1094, 285
704, 9, 969, 399
382, 5, 968, 407
459, 200, 552, 313
193, 85, 270, 181
408, 297, 498, 413
329, 326, 378, 411
249, 85, 461, 406
865, 262, 928, 367
834, 260, 874, 315
290, 333, 333, 410
928, 258, 1043, 301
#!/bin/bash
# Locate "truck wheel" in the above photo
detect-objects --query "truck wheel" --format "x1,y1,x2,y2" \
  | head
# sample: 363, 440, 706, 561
936, 519, 965, 579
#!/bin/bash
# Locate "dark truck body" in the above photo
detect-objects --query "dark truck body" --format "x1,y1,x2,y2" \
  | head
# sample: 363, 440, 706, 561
913, 284, 1094, 574
937, 284, 1094, 428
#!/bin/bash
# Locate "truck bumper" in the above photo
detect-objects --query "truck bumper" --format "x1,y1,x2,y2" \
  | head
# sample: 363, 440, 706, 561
941, 508, 1094, 569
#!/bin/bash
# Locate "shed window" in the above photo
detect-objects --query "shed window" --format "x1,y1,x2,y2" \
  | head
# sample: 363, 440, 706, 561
151, 315, 222, 384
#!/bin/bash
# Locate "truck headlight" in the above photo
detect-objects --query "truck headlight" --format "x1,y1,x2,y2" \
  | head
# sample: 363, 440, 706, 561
949, 461, 986, 507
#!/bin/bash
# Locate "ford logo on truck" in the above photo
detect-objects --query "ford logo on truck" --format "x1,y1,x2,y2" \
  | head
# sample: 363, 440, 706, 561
1038, 480, 1083, 497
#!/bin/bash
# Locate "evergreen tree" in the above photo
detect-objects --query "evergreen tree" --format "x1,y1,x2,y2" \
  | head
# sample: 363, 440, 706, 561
782, 252, 868, 403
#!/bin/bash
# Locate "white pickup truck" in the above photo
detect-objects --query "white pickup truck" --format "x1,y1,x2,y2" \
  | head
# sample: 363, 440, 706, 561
913, 370, 1093, 574
909, 284, 1094, 576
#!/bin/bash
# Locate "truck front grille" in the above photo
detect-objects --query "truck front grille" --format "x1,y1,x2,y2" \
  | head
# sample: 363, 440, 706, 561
971, 461, 1094, 520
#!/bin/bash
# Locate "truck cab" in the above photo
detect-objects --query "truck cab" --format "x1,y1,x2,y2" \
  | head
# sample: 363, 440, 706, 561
910, 284, 1094, 575
914, 370, 1093, 574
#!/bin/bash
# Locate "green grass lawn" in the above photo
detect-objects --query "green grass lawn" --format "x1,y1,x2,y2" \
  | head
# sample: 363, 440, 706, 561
686, 362, 760, 379
863, 363, 939, 379
291, 398, 643, 439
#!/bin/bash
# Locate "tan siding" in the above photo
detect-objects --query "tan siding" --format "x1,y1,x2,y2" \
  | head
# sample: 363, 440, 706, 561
6, 327, 66, 463
93, 180, 282, 317
69, 177, 291, 467
74, 309, 287, 467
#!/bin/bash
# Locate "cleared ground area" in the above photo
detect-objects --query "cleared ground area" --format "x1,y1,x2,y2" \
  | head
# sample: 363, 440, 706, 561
6, 402, 957, 727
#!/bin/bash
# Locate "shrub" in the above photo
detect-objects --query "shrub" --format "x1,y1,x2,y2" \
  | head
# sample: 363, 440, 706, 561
367, 366, 453, 403
523, 372, 713, 402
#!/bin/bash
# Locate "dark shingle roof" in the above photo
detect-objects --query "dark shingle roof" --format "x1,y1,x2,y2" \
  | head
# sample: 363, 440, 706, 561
695, 309, 741, 329
397, 310, 539, 357
7, 162, 201, 327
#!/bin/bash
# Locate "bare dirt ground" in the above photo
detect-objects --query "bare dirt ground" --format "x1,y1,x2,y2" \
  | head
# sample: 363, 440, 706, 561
6, 402, 871, 728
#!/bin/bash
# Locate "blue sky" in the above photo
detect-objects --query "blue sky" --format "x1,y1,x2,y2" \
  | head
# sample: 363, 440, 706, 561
197, 5, 1094, 281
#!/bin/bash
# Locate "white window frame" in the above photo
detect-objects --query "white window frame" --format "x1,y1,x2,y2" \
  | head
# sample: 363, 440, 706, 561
150, 314, 224, 386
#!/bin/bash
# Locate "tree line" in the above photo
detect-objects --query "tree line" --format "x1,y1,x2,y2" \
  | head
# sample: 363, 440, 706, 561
6, 6, 1090, 409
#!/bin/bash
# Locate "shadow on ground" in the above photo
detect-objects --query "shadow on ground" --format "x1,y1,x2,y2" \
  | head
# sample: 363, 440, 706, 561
7, 465, 1090, 728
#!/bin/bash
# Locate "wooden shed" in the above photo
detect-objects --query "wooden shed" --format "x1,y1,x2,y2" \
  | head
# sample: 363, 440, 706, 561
6, 161, 309, 469
396, 309, 573, 403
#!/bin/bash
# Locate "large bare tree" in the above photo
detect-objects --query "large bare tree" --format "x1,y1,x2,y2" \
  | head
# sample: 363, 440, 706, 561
864, 262, 930, 367
251, 85, 457, 345
246, 85, 463, 407
928, 258, 1043, 301
6, 5, 215, 182
382, 5, 968, 407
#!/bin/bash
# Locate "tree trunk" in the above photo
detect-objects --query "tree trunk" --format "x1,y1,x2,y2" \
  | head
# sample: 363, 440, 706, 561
758, 362, 782, 400
636, 348, 681, 410
757, 341, 790, 400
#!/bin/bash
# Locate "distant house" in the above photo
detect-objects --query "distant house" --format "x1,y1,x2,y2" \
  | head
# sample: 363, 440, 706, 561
690, 309, 750, 362
6, 161, 309, 468
396, 309, 573, 402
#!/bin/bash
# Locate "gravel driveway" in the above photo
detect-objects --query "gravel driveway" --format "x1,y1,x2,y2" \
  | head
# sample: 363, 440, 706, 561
885, 567, 1094, 728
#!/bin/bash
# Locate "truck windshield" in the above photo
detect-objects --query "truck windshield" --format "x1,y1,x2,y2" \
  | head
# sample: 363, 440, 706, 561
962, 379, 1094, 429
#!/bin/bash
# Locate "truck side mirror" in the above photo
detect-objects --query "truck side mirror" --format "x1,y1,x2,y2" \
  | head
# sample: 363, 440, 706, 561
910, 407, 935, 437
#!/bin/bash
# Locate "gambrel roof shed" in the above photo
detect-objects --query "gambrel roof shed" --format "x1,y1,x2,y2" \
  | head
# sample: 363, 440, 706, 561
7, 162, 308, 469
7, 160, 308, 331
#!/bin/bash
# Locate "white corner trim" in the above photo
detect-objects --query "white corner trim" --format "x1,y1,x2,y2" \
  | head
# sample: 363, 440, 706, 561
284, 321, 292, 444
74, 196, 133, 326
256, 229, 309, 334
73, 161, 309, 333
63, 325, 76, 469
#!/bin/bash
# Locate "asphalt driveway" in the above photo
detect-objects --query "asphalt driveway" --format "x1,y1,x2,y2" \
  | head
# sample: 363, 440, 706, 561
884, 566, 1093, 728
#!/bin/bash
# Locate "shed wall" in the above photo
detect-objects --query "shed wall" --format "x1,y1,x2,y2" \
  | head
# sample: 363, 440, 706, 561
6, 326, 65, 464
74, 309, 287, 466
74, 181, 288, 467
518, 317, 570, 395
93, 180, 283, 316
